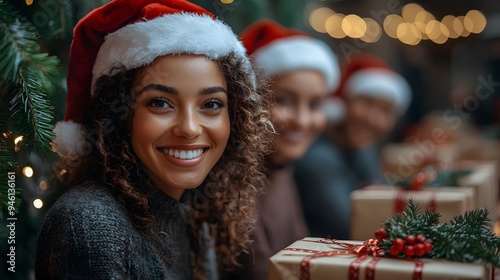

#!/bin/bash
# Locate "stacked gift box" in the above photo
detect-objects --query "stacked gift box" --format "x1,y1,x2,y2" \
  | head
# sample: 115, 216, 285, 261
269, 201, 499, 280
351, 160, 497, 240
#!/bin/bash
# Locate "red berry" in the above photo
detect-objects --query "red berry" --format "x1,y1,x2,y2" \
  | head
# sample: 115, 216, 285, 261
405, 235, 416, 245
393, 238, 405, 250
410, 172, 427, 190
404, 245, 415, 257
424, 242, 432, 253
375, 229, 388, 240
389, 245, 401, 256
415, 243, 425, 257
416, 234, 426, 244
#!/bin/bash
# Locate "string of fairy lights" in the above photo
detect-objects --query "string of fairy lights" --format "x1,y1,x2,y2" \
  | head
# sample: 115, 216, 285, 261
12, 135, 45, 210
308, 3, 487, 45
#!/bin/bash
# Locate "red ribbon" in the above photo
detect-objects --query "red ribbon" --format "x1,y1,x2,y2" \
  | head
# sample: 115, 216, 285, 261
283, 239, 424, 280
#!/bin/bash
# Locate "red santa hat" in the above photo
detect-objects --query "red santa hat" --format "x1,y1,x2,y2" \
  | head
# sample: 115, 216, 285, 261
240, 20, 339, 91
327, 53, 411, 121
53, 0, 254, 157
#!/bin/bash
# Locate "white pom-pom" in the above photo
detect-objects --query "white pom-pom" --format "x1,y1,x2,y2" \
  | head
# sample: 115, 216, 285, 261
324, 97, 346, 123
52, 121, 90, 158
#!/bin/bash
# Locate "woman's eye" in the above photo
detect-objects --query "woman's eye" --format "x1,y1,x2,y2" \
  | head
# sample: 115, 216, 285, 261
276, 96, 292, 106
309, 100, 322, 111
147, 97, 171, 109
203, 100, 224, 110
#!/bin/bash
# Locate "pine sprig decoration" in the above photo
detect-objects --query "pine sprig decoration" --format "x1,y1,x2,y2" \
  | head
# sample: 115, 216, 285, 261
0, 2, 60, 212
376, 200, 500, 266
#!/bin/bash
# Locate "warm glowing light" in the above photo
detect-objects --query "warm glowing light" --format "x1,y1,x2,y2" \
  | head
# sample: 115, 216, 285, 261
401, 3, 424, 23
383, 14, 404, 39
23, 166, 34, 178
441, 15, 460, 39
457, 16, 471, 37
25, 0, 33, 5
33, 199, 43, 209
39, 180, 48, 191
415, 10, 436, 36
14, 136, 23, 145
464, 10, 487, 34
426, 20, 449, 44
325, 13, 346, 39
397, 22, 421, 45
342, 14, 367, 38
360, 18, 382, 43
309, 7, 335, 33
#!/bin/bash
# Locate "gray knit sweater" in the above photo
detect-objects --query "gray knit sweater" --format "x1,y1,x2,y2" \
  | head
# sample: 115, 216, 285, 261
35, 182, 218, 279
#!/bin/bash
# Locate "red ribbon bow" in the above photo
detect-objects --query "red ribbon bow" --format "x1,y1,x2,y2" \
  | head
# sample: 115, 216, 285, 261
284, 238, 424, 280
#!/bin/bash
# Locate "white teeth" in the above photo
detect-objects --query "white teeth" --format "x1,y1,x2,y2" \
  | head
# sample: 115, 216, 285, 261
180, 150, 187, 159
161, 148, 204, 160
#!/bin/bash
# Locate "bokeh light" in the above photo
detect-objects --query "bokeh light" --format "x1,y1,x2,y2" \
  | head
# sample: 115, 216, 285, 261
397, 22, 421, 45
426, 20, 449, 44
384, 14, 404, 39
441, 15, 460, 39
360, 18, 382, 43
14, 136, 23, 145
326, 13, 346, 39
401, 3, 424, 23
23, 166, 34, 178
464, 10, 487, 34
457, 16, 471, 37
33, 199, 43, 209
309, 7, 335, 33
342, 14, 367, 38
39, 180, 48, 191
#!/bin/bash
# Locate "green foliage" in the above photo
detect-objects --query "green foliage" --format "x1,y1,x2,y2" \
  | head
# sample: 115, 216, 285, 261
381, 200, 500, 266
0, 2, 59, 212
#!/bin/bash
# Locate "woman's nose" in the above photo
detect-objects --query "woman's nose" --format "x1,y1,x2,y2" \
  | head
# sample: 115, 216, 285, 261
172, 108, 203, 139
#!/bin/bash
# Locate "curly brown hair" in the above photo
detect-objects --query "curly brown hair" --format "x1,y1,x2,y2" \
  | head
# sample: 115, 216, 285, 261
53, 52, 273, 278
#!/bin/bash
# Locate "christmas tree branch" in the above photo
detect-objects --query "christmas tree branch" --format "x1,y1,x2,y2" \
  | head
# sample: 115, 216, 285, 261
0, 2, 59, 212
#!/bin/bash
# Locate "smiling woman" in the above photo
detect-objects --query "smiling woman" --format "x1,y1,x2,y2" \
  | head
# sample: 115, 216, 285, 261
231, 20, 340, 280
35, 1, 272, 280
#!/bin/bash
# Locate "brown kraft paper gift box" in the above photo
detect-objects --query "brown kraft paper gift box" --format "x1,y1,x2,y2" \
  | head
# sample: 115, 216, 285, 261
350, 186, 475, 240
269, 238, 492, 280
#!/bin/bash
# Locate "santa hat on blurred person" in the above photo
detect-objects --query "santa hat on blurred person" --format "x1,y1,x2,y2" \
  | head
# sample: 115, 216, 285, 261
53, 0, 254, 158
328, 53, 412, 121
240, 20, 340, 91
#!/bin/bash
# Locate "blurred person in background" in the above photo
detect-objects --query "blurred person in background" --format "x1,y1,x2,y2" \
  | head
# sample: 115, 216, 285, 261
294, 53, 412, 239
225, 20, 340, 280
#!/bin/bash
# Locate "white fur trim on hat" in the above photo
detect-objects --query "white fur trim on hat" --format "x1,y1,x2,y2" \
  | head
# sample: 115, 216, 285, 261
92, 13, 254, 93
53, 121, 91, 158
344, 69, 412, 114
253, 37, 340, 91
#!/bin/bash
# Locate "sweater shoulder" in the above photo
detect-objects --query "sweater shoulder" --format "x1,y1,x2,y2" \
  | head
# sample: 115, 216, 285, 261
52, 182, 124, 214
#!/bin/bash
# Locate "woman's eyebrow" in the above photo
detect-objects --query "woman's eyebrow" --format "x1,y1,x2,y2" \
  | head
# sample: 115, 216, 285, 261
199, 86, 227, 96
138, 84, 178, 95
276, 87, 299, 96
137, 84, 227, 96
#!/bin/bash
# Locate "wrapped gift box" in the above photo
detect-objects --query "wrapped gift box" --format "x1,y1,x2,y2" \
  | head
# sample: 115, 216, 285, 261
269, 238, 492, 280
350, 186, 475, 240
456, 161, 498, 218
382, 159, 497, 221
